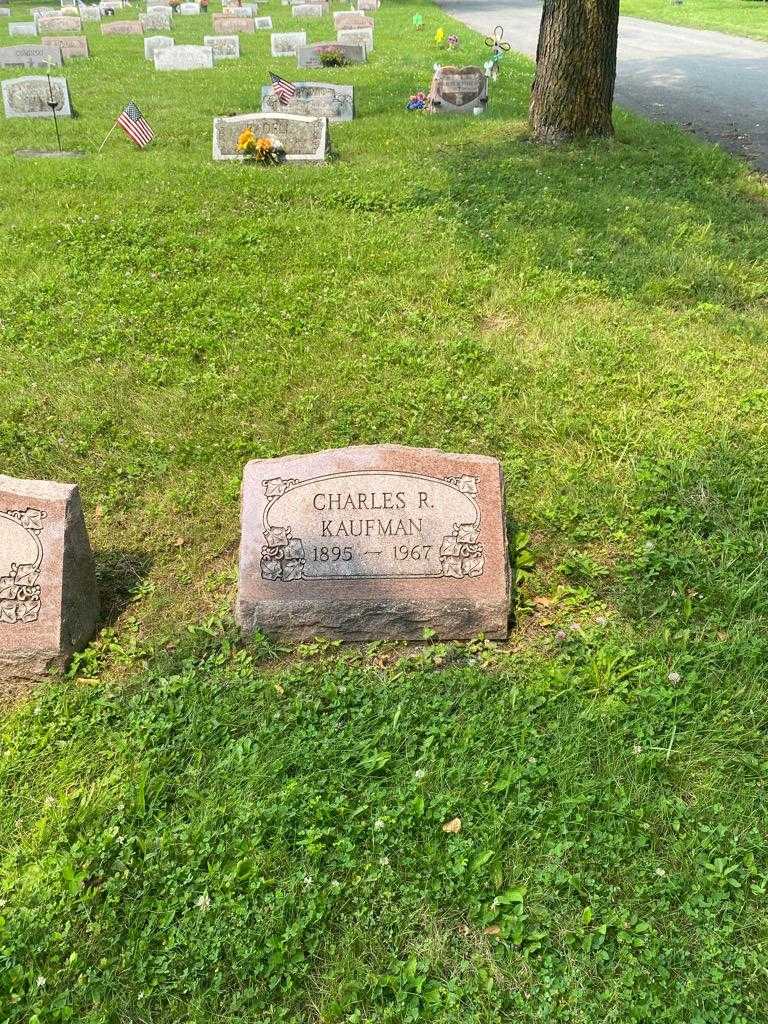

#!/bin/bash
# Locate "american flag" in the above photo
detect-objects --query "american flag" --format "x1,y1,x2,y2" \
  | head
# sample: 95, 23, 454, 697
270, 72, 297, 105
116, 101, 154, 148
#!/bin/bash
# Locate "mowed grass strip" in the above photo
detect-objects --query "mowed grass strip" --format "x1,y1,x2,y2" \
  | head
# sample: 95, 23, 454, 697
2, 0, 768, 1020
620, 0, 768, 41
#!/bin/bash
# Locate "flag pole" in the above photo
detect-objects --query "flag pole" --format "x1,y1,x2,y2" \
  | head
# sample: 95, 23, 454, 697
97, 120, 119, 154
45, 70, 62, 152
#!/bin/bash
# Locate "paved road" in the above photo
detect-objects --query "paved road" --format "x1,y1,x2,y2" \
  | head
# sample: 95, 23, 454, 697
436, 0, 768, 171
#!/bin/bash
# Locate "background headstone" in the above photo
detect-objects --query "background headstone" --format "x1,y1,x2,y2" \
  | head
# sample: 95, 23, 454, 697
0, 476, 99, 693
212, 111, 329, 162
140, 10, 171, 30
101, 19, 143, 33
253, 15, 271, 28
292, 4, 325, 17
0, 44, 62, 67
176, 2, 200, 13
222, 1, 255, 12
43, 34, 89, 58
144, 33, 173, 58
154, 43, 213, 68
297, 41, 366, 68
336, 26, 373, 52
270, 30, 305, 56
261, 79, 353, 121
36, 14, 81, 32
2, 75, 72, 117
211, 14, 254, 32
204, 33, 239, 58
333, 11, 373, 29
79, 5, 102, 20
9, 23, 39, 36
235, 446, 510, 641
430, 65, 488, 114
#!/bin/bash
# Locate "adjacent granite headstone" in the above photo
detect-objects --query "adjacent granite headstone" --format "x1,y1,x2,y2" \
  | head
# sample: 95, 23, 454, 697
430, 65, 488, 114
292, 4, 324, 16
254, 15, 271, 28
37, 14, 81, 31
261, 79, 352, 121
9, 22, 38, 36
44, 34, 89, 58
333, 11, 372, 29
211, 13, 253, 32
176, 2, 200, 12
0, 44, 62, 67
101, 18, 142, 32
270, 29, 304, 55
154, 42, 213, 68
0, 476, 99, 690
297, 41, 365, 67
79, 5, 102, 20
235, 446, 510, 641
212, 111, 329, 162
2, 74, 72, 117
357, 0, 378, 9
336, 26, 372, 51
140, 10, 171, 29
144, 32, 173, 58
204, 33, 239, 58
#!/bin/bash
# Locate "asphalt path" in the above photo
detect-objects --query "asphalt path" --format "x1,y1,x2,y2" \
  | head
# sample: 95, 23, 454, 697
436, 0, 768, 171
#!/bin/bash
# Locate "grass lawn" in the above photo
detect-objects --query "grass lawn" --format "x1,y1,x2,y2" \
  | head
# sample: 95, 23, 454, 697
3, 0, 768, 1021
621, 0, 768, 42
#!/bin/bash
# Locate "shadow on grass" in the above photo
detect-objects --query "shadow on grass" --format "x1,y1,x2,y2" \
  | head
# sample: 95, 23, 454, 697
95, 548, 154, 626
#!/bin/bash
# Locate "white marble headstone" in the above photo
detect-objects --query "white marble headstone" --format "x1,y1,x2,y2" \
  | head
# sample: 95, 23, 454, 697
154, 42, 213, 68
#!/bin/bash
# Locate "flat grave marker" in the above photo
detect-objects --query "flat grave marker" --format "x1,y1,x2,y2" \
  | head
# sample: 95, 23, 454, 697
235, 446, 510, 641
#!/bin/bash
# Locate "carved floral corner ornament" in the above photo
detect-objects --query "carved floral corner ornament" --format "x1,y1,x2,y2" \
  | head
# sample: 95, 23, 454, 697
0, 507, 45, 624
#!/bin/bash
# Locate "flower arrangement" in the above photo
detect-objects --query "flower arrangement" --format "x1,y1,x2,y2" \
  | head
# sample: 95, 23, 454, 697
446, 33, 459, 49
317, 45, 350, 67
434, 27, 444, 45
406, 91, 427, 110
236, 128, 282, 164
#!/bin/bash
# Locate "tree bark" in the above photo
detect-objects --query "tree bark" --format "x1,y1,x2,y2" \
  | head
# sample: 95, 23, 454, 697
529, 0, 620, 143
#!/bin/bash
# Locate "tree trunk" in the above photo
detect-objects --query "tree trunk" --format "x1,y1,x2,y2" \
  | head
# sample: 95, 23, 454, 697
529, 0, 620, 143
